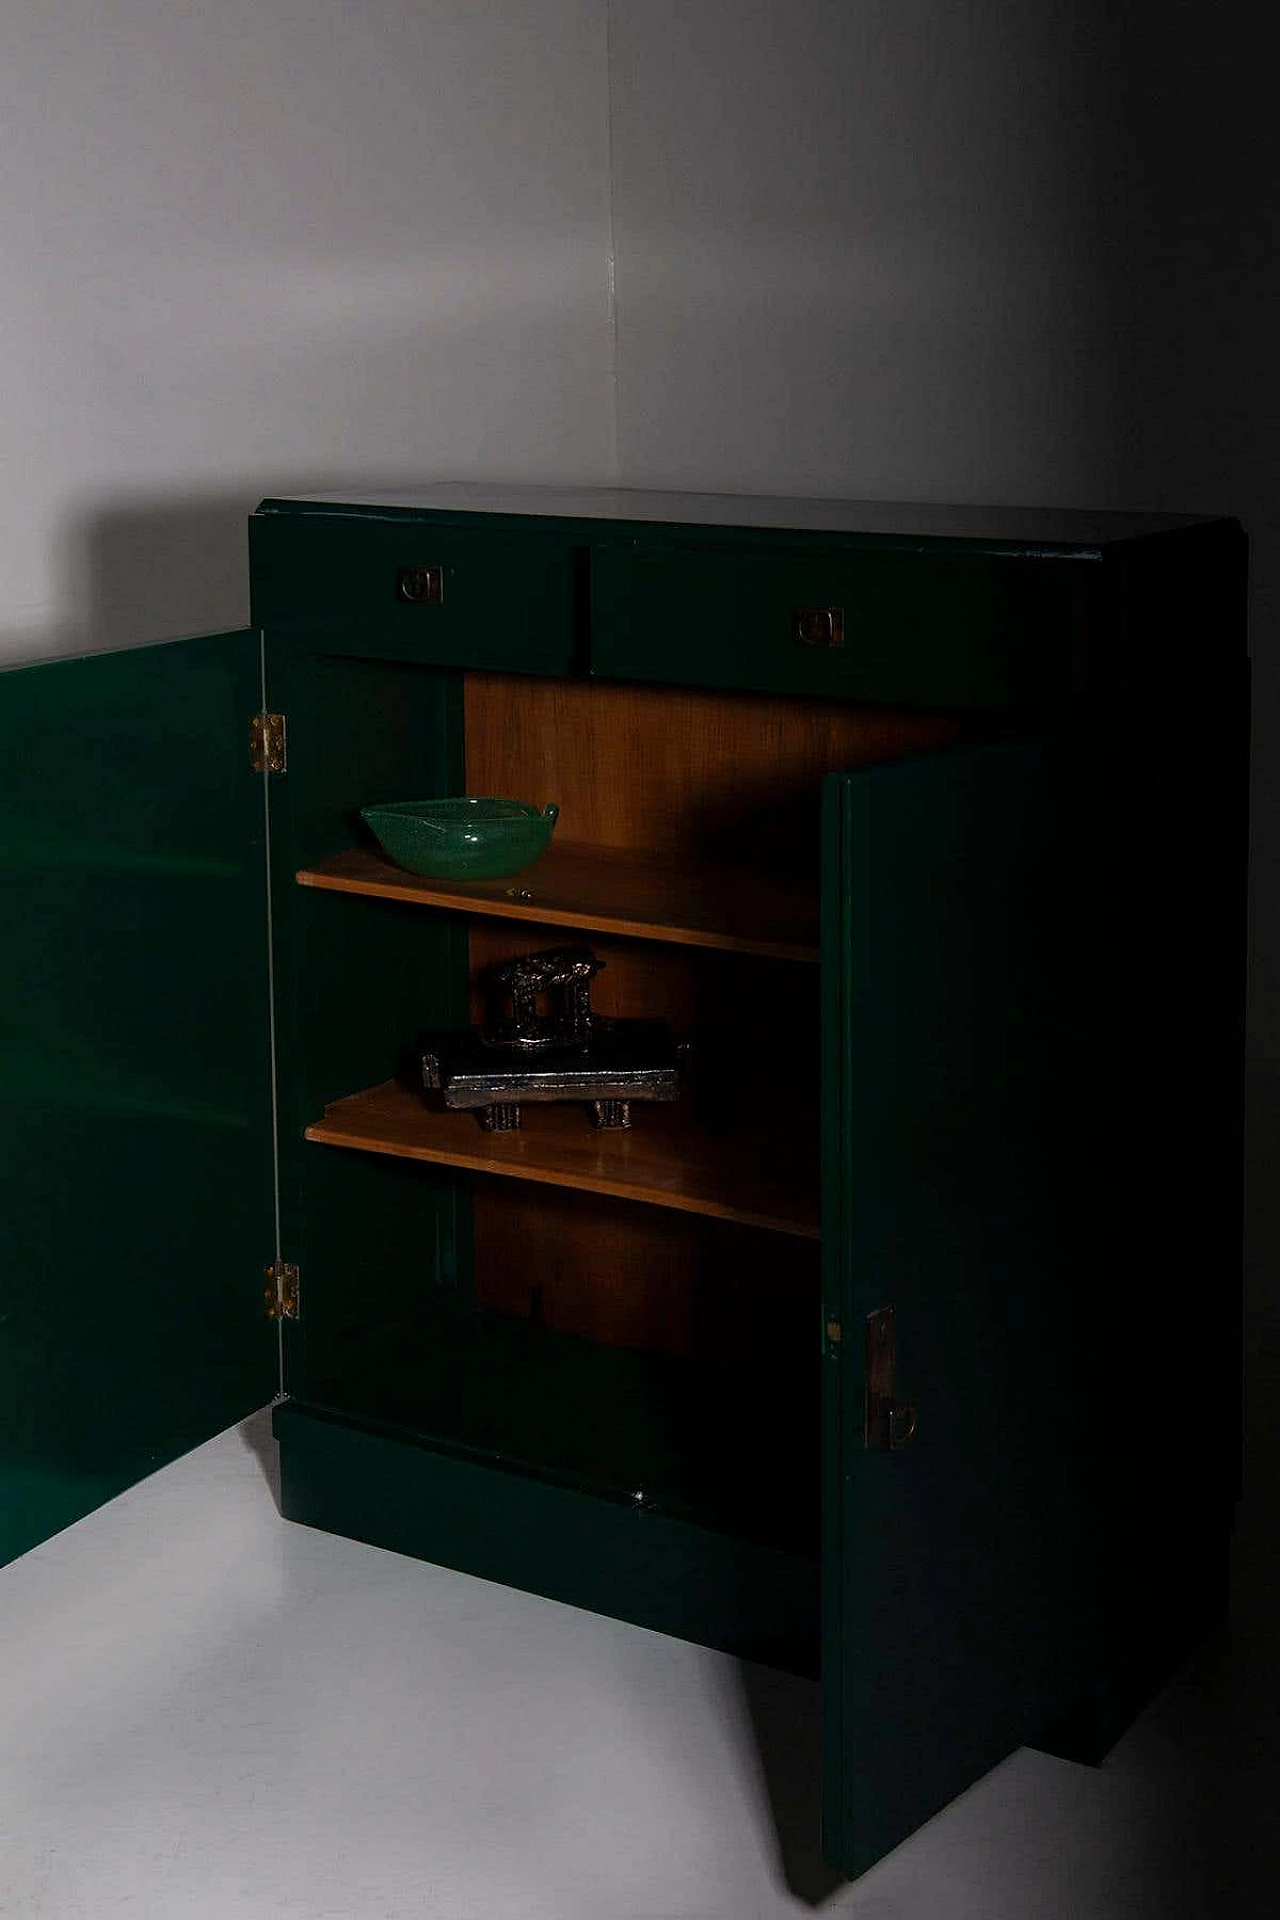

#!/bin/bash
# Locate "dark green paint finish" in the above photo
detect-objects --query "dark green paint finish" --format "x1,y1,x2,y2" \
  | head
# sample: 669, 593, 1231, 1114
249, 493, 1245, 714
1025, 531, 1250, 1763
820, 737, 1095, 1879
591, 541, 1099, 712
0, 632, 276, 1567
254, 488, 1224, 552
274, 1399, 819, 1675
260, 639, 470, 1397
290, 1286, 818, 1557
1102, 527, 1250, 1535
1037, 1534, 1230, 1767
250, 514, 582, 676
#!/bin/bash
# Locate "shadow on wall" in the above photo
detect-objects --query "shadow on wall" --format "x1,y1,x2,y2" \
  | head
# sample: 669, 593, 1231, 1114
65, 489, 261, 655
1, 487, 262, 665
1, 470, 501, 667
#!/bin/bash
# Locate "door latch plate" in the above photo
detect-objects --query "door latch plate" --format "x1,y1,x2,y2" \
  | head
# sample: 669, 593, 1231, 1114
865, 1305, 917, 1449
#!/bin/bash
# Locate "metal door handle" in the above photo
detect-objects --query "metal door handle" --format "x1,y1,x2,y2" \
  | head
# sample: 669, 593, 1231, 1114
865, 1306, 918, 1449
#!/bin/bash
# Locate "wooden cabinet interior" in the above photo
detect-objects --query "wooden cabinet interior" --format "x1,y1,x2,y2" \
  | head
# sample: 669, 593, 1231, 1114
285, 666, 966, 1581
458, 672, 964, 865
299, 675, 966, 955
306, 1078, 821, 1238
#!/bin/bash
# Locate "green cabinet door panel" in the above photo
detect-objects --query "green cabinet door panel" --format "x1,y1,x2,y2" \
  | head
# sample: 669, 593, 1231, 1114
0, 632, 277, 1567
249, 512, 581, 675
821, 735, 1096, 1877
260, 637, 471, 1399
591, 541, 1098, 711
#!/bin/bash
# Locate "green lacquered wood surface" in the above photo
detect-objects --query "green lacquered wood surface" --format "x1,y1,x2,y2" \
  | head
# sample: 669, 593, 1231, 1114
251, 490, 1241, 709
0, 632, 276, 1567
292, 1285, 818, 1557
591, 540, 1097, 711
260, 639, 471, 1398
1029, 531, 1249, 1760
275, 1398, 819, 1675
250, 514, 583, 675
254, 482, 1220, 548
820, 735, 1094, 1879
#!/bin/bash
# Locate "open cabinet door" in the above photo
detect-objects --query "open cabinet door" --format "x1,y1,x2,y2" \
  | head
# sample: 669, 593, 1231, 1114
821, 734, 1097, 1878
0, 632, 278, 1566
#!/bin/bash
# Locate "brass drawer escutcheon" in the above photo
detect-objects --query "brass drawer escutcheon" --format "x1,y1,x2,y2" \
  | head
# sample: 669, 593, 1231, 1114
793, 605, 844, 649
397, 565, 444, 605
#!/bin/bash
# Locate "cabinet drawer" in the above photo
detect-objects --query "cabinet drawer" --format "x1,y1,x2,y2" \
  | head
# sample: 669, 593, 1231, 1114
590, 542, 1096, 710
250, 515, 579, 675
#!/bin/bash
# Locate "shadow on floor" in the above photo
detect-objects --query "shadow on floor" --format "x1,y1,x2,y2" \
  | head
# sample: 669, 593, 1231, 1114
736, 1614, 1280, 1912
737, 1659, 846, 1906
237, 1404, 283, 1509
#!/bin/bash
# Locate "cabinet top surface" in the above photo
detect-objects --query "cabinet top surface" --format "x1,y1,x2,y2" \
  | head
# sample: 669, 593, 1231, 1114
255, 482, 1231, 551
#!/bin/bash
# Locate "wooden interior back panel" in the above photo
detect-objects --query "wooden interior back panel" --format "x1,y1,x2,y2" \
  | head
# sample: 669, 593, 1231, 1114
465, 923, 819, 1358
473, 1183, 820, 1371
464, 674, 965, 868
466, 924, 820, 1130
462, 672, 956, 1363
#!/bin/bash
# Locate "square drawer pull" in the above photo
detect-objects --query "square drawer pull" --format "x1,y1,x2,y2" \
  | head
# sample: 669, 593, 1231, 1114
793, 605, 844, 648
397, 565, 444, 605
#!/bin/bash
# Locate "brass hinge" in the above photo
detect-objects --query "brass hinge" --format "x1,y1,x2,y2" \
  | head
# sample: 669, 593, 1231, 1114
250, 711, 287, 775
264, 1260, 300, 1320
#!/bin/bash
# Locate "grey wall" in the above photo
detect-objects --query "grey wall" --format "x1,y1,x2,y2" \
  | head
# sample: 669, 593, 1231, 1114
608, 0, 1127, 503
0, 1, 611, 661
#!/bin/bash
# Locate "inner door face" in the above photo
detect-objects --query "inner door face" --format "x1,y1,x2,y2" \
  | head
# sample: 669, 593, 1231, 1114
0, 631, 277, 1566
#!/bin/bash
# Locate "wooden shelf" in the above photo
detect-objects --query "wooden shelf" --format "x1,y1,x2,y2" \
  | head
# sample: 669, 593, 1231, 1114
296, 842, 820, 962
305, 1080, 819, 1240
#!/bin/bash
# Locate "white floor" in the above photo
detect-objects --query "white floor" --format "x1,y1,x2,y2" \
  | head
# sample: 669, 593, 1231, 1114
2, 1410, 1277, 1919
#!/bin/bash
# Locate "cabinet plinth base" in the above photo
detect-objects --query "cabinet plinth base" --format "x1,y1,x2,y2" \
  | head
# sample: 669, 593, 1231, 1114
273, 1400, 820, 1677
1032, 1529, 1233, 1766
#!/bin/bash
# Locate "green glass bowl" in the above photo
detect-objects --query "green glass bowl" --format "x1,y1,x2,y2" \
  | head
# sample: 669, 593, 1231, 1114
361, 797, 560, 880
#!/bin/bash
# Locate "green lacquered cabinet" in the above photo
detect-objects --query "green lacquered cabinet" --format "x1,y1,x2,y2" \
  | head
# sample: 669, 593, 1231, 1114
0, 485, 1248, 1880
